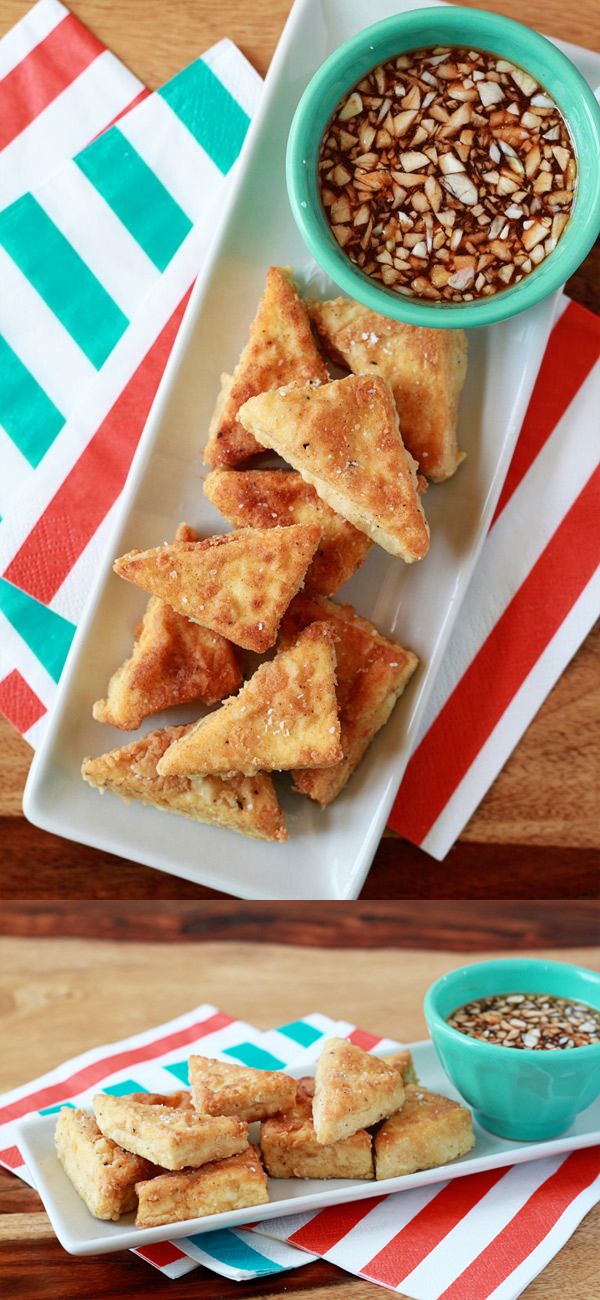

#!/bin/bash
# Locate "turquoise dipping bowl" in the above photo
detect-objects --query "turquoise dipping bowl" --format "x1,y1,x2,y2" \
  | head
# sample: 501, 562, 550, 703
286, 6, 600, 328
424, 959, 600, 1140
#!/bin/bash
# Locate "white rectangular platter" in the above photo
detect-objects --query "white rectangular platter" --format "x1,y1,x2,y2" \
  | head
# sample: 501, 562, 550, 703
16, 1039, 600, 1256
23, 0, 599, 898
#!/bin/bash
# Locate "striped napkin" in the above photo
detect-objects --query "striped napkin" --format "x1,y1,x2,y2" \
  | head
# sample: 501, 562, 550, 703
2, 1003, 598, 1295
0, 1, 599, 861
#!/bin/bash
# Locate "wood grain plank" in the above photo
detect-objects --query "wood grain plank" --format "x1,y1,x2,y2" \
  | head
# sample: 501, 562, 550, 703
1, 900, 598, 949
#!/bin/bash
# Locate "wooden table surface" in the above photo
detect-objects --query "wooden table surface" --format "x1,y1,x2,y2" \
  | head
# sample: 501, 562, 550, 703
0, 0, 599, 899
1, 903, 598, 1298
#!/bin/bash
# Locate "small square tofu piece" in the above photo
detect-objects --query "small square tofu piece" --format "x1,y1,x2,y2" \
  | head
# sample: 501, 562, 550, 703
93, 1093, 248, 1170
374, 1085, 475, 1180
55, 1107, 153, 1221
261, 1100, 373, 1180
190, 1055, 297, 1122
313, 1038, 405, 1144
383, 1051, 418, 1085
135, 1146, 269, 1228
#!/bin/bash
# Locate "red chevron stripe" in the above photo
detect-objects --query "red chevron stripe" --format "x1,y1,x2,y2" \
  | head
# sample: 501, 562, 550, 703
4, 289, 191, 602
0, 669, 45, 734
0, 1010, 233, 1125
439, 1147, 600, 1299
492, 302, 600, 525
389, 468, 600, 843
0, 13, 104, 151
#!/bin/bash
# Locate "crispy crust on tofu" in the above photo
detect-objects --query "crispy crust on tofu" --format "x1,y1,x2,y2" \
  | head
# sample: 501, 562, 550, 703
203, 469, 372, 596
238, 375, 430, 561
96, 523, 240, 728
81, 724, 287, 842
383, 1050, 418, 1085
157, 623, 342, 778
308, 298, 467, 482
94, 522, 240, 729
261, 1104, 374, 1180
93, 1093, 249, 1171
204, 267, 329, 468
55, 1107, 153, 1221
135, 1146, 269, 1229
279, 595, 418, 804
374, 1085, 475, 1179
128, 1090, 194, 1109
313, 1039, 405, 1145
189, 1056, 297, 1122
113, 524, 321, 654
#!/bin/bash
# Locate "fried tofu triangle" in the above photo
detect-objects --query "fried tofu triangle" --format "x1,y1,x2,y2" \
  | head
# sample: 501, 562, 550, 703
261, 1099, 374, 1180
93, 1093, 248, 1170
55, 1108, 153, 1221
157, 623, 342, 778
204, 468, 372, 596
308, 299, 467, 482
190, 1056, 297, 1122
313, 1039, 405, 1145
239, 375, 429, 562
204, 266, 329, 468
93, 523, 241, 730
374, 1086, 475, 1180
384, 1050, 418, 1085
81, 724, 286, 842
113, 524, 321, 653
135, 1146, 269, 1229
280, 595, 418, 805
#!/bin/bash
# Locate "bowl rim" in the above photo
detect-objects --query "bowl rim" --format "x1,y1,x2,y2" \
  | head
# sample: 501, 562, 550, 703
423, 957, 600, 1060
286, 4, 600, 328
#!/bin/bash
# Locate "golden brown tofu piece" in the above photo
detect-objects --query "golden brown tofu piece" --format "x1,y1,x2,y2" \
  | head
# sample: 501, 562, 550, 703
313, 1039, 405, 1145
93, 1093, 248, 1170
239, 375, 429, 562
383, 1050, 418, 1085
374, 1085, 475, 1179
189, 1056, 297, 1122
93, 522, 241, 729
113, 524, 321, 654
128, 1090, 194, 1110
157, 623, 341, 778
55, 1107, 153, 1221
308, 298, 467, 482
204, 267, 329, 468
82, 724, 286, 842
261, 1104, 373, 1180
204, 469, 371, 596
279, 595, 418, 804
135, 1146, 269, 1228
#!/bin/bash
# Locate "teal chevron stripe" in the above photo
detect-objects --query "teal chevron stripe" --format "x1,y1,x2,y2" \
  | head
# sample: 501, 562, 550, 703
186, 1230, 284, 1275
222, 1043, 285, 1070
159, 59, 249, 173
276, 1020, 323, 1048
0, 336, 65, 467
164, 1060, 190, 1085
0, 195, 128, 367
75, 129, 193, 271
0, 579, 75, 682
39, 1102, 75, 1116
102, 1079, 148, 1096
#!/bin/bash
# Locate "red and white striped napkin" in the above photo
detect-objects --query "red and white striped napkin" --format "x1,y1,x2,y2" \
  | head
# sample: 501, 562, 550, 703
0, 1, 598, 861
2, 1003, 598, 1295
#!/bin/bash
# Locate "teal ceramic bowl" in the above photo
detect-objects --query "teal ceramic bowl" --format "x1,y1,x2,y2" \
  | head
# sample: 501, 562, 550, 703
424, 959, 600, 1140
286, 6, 600, 328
